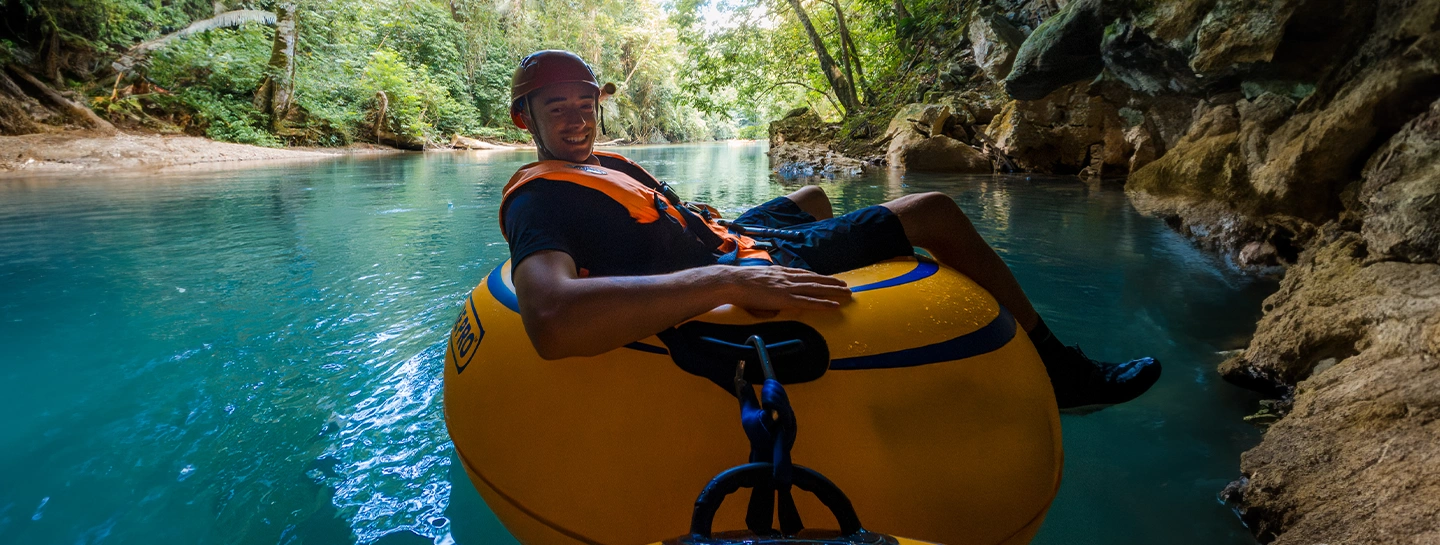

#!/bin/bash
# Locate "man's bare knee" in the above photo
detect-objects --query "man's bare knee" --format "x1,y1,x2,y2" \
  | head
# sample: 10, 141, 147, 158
885, 192, 973, 246
786, 185, 833, 220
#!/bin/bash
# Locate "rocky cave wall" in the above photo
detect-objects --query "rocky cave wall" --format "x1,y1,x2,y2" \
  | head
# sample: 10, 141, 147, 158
772, 0, 1440, 542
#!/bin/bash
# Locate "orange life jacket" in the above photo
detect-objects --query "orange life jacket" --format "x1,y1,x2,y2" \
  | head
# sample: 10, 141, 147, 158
499, 151, 773, 263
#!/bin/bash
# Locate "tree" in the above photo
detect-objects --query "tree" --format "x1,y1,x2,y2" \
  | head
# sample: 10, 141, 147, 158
783, 0, 861, 116
253, 1, 297, 131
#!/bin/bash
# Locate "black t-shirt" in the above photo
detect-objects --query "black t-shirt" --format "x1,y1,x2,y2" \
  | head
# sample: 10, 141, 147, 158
501, 155, 719, 277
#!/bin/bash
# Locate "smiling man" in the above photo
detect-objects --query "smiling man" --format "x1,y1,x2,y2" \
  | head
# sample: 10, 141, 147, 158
498, 50, 1160, 412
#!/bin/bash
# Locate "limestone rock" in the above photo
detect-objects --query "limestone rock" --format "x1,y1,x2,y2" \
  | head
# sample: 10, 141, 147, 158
1360, 97, 1440, 263
969, 7, 1027, 83
1100, 21, 1199, 96
1189, 0, 1304, 75
768, 107, 837, 145
1220, 232, 1440, 543
1250, 45, 1440, 223
1127, 132, 1248, 214
986, 81, 1132, 174
886, 128, 991, 173
1235, 92, 1296, 173
1004, 0, 1114, 101
1132, 0, 1224, 51
450, 134, 510, 150
882, 103, 933, 143
1123, 124, 1158, 173
1182, 102, 1240, 143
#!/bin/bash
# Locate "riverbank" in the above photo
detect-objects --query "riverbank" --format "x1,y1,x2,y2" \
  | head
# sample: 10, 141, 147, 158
0, 130, 410, 178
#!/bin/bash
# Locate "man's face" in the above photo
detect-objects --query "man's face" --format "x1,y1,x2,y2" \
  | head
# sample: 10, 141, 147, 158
524, 81, 598, 163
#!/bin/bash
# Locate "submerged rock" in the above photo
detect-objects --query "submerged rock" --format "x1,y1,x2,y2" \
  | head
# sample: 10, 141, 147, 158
768, 141, 865, 178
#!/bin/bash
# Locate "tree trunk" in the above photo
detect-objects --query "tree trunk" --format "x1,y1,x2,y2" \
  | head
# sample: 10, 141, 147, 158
828, 0, 870, 102
783, 0, 860, 116
893, 0, 911, 21
254, 2, 297, 131
42, 23, 62, 87
5, 64, 116, 133
892, 0, 914, 45
0, 72, 40, 135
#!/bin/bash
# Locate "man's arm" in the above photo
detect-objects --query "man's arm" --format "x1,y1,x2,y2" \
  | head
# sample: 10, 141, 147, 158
512, 250, 851, 360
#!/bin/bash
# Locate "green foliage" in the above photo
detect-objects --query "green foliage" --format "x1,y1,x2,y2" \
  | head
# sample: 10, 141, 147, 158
9, 0, 968, 146
10, 0, 212, 51
145, 22, 278, 145
672, 0, 910, 126
182, 89, 284, 147
362, 49, 481, 143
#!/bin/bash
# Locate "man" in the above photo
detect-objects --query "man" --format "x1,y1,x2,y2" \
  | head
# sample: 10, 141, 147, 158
499, 50, 1159, 412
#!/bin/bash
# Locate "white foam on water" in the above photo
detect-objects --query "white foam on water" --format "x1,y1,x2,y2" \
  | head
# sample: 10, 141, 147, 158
317, 343, 454, 544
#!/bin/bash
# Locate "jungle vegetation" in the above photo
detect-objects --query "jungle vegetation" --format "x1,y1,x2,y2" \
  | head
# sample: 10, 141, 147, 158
0, 0, 972, 147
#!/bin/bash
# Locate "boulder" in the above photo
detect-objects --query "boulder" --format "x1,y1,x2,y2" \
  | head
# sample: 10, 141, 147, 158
1189, 0, 1305, 75
969, 7, 1027, 83
1100, 21, 1199, 96
1128, 132, 1249, 212
985, 81, 1133, 174
768, 107, 837, 145
1125, 129, 1272, 258
1219, 231, 1440, 543
887, 125, 991, 173
1131, 0, 1225, 51
1234, 92, 1297, 174
1249, 47, 1440, 223
1359, 97, 1440, 263
1004, 0, 1115, 101
881, 103, 933, 143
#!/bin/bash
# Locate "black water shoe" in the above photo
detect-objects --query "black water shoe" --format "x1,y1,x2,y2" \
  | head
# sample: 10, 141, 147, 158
1044, 346, 1161, 414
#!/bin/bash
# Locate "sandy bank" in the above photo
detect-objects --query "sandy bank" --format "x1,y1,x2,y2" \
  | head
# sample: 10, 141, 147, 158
0, 131, 401, 178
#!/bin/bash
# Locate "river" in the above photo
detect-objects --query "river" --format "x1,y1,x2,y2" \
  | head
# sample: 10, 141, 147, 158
0, 141, 1272, 545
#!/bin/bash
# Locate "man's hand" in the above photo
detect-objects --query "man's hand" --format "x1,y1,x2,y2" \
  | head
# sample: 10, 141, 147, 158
514, 253, 850, 359
716, 265, 852, 311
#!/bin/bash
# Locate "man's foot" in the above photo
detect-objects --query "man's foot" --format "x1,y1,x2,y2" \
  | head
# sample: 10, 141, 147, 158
1045, 346, 1162, 414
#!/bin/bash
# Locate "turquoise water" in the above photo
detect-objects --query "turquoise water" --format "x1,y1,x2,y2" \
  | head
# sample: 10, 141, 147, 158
0, 142, 1271, 545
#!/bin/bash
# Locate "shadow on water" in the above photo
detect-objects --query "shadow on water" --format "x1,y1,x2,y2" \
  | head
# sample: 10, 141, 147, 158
0, 143, 1273, 545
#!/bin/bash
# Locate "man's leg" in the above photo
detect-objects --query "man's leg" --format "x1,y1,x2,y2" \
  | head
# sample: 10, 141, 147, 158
881, 192, 1160, 412
881, 192, 1040, 331
783, 186, 834, 221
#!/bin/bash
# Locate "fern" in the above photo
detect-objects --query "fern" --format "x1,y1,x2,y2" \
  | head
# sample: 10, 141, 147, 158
114, 10, 276, 72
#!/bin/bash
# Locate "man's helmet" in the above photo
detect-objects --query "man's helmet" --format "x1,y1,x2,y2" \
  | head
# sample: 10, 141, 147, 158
510, 50, 602, 130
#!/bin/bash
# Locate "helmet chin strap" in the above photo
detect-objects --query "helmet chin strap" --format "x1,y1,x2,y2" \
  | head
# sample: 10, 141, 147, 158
524, 98, 557, 161
526, 97, 596, 163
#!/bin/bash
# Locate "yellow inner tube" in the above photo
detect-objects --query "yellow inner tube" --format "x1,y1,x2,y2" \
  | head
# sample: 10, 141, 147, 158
444, 256, 1062, 545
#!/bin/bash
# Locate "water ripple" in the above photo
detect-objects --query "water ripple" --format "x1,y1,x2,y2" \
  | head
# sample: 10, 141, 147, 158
319, 343, 453, 544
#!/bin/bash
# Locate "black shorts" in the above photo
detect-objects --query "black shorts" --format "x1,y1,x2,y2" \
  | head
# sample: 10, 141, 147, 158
732, 196, 914, 275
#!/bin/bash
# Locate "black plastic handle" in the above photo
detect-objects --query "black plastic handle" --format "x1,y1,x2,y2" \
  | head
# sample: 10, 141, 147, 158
716, 219, 807, 241
687, 463, 864, 539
